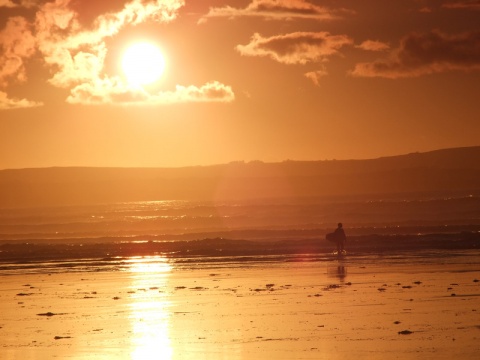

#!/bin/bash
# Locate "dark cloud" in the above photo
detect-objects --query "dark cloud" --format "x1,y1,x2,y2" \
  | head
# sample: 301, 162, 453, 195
351, 30, 480, 78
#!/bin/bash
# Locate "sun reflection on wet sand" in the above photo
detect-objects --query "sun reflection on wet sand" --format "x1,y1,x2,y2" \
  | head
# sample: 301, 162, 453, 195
1, 252, 479, 359
126, 256, 173, 360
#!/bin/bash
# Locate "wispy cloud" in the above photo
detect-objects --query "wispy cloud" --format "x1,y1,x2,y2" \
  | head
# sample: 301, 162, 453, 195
199, 0, 347, 24
351, 30, 480, 78
442, 0, 480, 10
356, 40, 390, 52
236, 32, 353, 65
0, 0, 235, 110
0, 0, 37, 8
304, 66, 328, 86
0, 0, 16, 7
0, 91, 42, 110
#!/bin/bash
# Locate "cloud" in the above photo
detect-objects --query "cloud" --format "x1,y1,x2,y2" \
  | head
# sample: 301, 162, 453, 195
0, 90, 42, 110
35, 0, 183, 88
356, 40, 390, 52
417, 6, 433, 13
236, 32, 353, 65
0, 0, 19, 8
0, 0, 235, 109
442, 0, 480, 10
0, 16, 36, 86
0, 15, 37, 109
67, 80, 235, 105
0, 0, 36, 8
304, 67, 328, 86
199, 0, 347, 24
350, 30, 480, 78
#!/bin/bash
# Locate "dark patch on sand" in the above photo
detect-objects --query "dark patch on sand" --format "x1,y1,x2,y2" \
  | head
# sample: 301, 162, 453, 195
54, 336, 72, 340
37, 312, 66, 317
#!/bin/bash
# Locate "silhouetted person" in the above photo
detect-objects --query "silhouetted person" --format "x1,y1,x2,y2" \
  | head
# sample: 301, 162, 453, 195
333, 223, 347, 254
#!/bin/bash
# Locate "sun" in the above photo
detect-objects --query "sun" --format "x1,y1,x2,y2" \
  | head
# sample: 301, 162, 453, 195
122, 42, 165, 87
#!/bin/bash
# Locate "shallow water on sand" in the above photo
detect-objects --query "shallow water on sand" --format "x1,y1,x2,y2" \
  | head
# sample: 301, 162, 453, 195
1, 251, 479, 359
1, 249, 479, 275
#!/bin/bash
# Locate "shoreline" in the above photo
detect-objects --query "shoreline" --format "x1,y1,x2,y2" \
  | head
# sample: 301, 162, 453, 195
1, 232, 479, 263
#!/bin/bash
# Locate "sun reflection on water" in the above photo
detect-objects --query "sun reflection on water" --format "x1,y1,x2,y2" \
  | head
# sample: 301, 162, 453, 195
126, 256, 173, 360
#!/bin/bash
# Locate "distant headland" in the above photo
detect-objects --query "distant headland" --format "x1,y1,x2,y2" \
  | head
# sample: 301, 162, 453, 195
1, 146, 480, 208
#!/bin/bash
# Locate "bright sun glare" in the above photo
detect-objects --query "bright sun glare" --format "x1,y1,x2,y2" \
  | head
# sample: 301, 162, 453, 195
122, 42, 165, 87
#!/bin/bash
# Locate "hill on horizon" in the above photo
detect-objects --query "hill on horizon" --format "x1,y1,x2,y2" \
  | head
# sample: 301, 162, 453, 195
1, 146, 480, 208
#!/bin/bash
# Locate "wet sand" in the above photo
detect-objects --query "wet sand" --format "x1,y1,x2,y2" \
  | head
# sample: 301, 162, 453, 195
1, 253, 480, 359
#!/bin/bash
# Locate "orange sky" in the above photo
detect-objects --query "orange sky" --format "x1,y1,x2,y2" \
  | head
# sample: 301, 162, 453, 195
0, 0, 479, 169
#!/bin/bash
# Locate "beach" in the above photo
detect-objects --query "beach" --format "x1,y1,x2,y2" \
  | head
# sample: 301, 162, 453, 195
1, 251, 479, 359
1, 0, 479, 357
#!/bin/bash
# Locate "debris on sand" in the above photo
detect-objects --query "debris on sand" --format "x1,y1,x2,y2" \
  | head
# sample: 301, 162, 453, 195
323, 284, 341, 291
37, 312, 65, 317
398, 330, 413, 335
190, 286, 207, 290
54, 336, 72, 340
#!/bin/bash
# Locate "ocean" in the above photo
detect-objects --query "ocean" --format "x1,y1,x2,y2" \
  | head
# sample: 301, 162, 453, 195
1, 192, 479, 274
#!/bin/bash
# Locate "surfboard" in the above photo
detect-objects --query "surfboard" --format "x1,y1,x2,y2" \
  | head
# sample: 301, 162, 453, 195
326, 232, 336, 242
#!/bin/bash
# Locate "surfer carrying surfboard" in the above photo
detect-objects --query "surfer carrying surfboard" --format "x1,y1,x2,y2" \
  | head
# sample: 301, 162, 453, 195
326, 223, 347, 255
